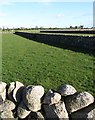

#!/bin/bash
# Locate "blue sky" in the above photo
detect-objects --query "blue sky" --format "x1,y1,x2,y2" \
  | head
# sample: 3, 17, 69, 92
0, 1, 94, 28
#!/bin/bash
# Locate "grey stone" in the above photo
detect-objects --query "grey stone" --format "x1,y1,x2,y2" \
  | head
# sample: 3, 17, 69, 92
43, 101, 69, 119
58, 84, 77, 96
17, 101, 31, 119
23, 85, 44, 112
65, 92, 94, 113
0, 82, 7, 101
36, 112, 45, 119
26, 111, 45, 119
43, 89, 61, 105
71, 102, 95, 120
0, 82, 6, 93
8, 82, 15, 101
0, 110, 14, 119
0, 99, 15, 112
13, 81, 24, 103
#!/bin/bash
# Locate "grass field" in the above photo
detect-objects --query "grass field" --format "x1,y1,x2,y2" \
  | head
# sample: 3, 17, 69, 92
2, 33, 95, 96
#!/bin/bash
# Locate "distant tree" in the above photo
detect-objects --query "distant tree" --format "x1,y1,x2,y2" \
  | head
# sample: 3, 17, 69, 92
75, 26, 78, 29
79, 25, 83, 29
70, 26, 73, 29
49, 27, 52, 29
6, 27, 10, 31
2, 26, 5, 31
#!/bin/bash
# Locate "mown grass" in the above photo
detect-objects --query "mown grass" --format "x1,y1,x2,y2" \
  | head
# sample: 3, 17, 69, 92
2, 33, 95, 96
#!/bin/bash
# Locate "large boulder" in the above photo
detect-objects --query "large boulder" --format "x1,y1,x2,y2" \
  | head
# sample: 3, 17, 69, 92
13, 81, 24, 103
0, 82, 7, 101
58, 84, 77, 96
0, 82, 6, 93
65, 92, 94, 113
43, 101, 69, 119
71, 102, 95, 120
17, 101, 31, 119
23, 85, 44, 112
0, 99, 15, 112
0, 110, 14, 119
43, 89, 61, 105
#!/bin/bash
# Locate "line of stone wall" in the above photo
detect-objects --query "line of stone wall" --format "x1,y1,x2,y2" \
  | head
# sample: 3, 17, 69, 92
14, 32, 95, 55
40, 30, 95, 34
0, 81, 95, 119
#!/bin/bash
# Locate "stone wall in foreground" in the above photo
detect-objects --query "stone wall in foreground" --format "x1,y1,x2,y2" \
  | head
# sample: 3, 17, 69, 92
14, 32, 95, 55
0, 81, 95, 119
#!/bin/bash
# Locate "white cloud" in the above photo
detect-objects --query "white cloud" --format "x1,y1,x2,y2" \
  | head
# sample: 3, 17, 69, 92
0, 0, 13, 5
0, 12, 6, 17
57, 13, 64, 17
55, 13, 64, 18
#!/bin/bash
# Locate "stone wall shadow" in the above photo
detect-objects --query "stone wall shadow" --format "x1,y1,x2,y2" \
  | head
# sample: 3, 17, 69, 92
14, 32, 95, 56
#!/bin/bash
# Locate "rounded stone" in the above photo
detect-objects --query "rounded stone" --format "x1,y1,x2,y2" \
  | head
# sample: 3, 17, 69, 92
23, 85, 44, 112
58, 84, 77, 96
0, 110, 14, 118
13, 81, 24, 103
0, 99, 15, 112
0, 82, 7, 101
17, 101, 31, 119
65, 92, 94, 113
8, 82, 15, 101
43, 89, 61, 105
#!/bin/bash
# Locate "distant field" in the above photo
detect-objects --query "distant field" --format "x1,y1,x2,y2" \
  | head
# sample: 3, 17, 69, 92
2, 33, 95, 96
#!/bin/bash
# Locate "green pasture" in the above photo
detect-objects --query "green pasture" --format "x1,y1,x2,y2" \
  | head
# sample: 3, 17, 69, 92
2, 33, 95, 96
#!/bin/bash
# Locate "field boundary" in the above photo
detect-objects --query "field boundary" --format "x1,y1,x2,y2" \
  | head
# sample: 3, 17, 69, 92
14, 32, 95, 55
40, 29, 95, 34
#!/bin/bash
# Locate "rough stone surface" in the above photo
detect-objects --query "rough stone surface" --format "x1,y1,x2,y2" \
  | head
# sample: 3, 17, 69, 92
58, 84, 77, 96
43, 101, 69, 119
65, 92, 94, 113
0, 81, 95, 119
36, 112, 45, 119
0, 89, 6, 102
0, 97, 3, 105
26, 111, 45, 119
43, 89, 61, 105
8, 82, 15, 101
71, 102, 95, 120
23, 85, 44, 112
0, 82, 7, 101
13, 81, 24, 103
17, 101, 31, 119
0, 82, 6, 93
0, 99, 15, 112
0, 110, 14, 119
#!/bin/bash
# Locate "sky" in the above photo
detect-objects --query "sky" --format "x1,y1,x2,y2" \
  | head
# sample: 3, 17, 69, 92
0, 0, 94, 28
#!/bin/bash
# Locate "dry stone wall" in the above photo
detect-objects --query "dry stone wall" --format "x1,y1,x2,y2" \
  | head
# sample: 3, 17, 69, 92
14, 32, 95, 55
40, 30, 95, 34
0, 81, 95, 119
